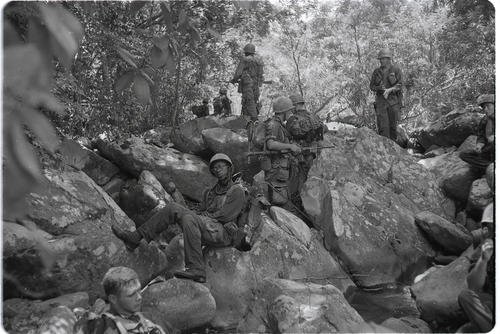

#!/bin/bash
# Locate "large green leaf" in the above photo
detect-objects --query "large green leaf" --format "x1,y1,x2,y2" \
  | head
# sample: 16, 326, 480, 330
133, 74, 151, 104
4, 44, 44, 95
18, 107, 60, 153
39, 3, 84, 69
114, 70, 135, 91
116, 46, 138, 68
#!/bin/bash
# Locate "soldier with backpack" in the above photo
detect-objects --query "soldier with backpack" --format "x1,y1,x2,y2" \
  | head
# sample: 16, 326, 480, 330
111, 153, 251, 284
230, 43, 264, 121
286, 93, 325, 206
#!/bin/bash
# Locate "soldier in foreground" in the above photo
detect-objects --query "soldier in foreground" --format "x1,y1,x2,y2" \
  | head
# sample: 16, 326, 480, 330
262, 96, 302, 209
231, 43, 264, 121
111, 154, 249, 283
287, 93, 325, 206
369, 48, 403, 141
213, 87, 232, 117
75, 267, 165, 334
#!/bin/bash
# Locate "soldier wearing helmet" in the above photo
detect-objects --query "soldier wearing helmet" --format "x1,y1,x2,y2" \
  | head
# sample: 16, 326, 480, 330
230, 43, 265, 121
369, 47, 404, 141
213, 87, 232, 117
457, 203, 494, 332
112, 153, 248, 283
459, 94, 495, 174
286, 93, 325, 209
261, 96, 301, 209
192, 98, 210, 118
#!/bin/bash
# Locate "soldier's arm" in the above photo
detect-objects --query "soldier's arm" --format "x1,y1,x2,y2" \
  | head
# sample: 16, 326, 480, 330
467, 240, 493, 292
369, 69, 384, 92
265, 121, 299, 152
231, 58, 245, 83
391, 66, 403, 92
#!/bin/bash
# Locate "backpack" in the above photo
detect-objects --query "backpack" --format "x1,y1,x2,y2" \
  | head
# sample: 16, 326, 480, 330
287, 111, 324, 143
247, 119, 270, 151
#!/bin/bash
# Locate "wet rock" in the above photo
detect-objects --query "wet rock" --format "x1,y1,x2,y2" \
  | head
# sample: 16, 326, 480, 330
170, 117, 219, 156
4, 292, 87, 334
457, 135, 478, 153
95, 137, 215, 202
381, 316, 431, 333
142, 278, 216, 331
302, 127, 453, 287
5, 167, 168, 300
58, 138, 119, 186
466, 178, 493, 218
206, 213, 354, 329
238, 278, 363, 333
410, 246, 474, 325
415, 211, 472, 255
119, 171, 174, 226
414, 110, 485, 150
201, 127, 260, 181
418, 151, 476, 204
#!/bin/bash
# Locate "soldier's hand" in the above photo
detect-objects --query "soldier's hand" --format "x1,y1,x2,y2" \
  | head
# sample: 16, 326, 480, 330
383, 88, 393, 99
289, 144, 302, 154
481, 239, 494, 262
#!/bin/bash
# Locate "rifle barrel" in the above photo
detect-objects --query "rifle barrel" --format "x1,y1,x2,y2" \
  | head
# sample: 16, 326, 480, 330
247, 145, 336, 156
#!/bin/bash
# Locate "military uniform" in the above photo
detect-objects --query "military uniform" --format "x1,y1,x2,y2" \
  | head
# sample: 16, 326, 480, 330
214, 95, 232, 117
232, 45, 264, 120
369, 49, 403, 140
75, 310, 166, 334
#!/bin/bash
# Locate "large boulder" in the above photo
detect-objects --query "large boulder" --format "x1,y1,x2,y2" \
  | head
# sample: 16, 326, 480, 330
466, 178, 493, 218
410, 246, 474, 326
95, 137, 216, 202
381, 316, 432, 333
238, 278, 364, 333
142, 279, 216, 331
418, 152, 476, 204
201, 127, 260, 181
302, 127, 453, 287
4, 167, 168, 300
3, 292, 88, 334
170, 117, 219, 156
415, 211, 472, 255
58, 138, 119, 186
118, 171, 174, 226
414, 110, 485, 150
205, 213, 354, 329
457, 135, 478, 153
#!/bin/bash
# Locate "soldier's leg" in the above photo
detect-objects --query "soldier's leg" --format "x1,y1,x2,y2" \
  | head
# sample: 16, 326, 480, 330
253, 85, 261, 114
242, 83, 257, 120
388, 104, 400, 141
375, 100, 390, 138
457, 289, 493, 332
136, 202, 192, 241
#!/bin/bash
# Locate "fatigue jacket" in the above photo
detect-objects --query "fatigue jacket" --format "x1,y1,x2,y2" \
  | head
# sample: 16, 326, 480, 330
370, 64, 403, 106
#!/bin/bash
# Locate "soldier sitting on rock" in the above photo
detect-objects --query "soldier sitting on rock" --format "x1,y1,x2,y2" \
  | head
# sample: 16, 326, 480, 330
459, 94, 495, 176
191, 98, 210, 118
75, 267, 166, 334
213, 87, 232, 117
111, 153, 251, 283
457, 203, 494, 333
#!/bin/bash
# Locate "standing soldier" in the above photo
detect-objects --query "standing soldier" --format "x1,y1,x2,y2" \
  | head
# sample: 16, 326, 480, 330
369, 48, 403, 141
231, 43, 264, 121
263, 96, 301, 210
213, 87, 232, 117
286, 93, 325, 206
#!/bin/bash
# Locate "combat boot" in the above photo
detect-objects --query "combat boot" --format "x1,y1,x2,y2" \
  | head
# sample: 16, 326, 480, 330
173, 269, 206, 283
111, 225, 141, 251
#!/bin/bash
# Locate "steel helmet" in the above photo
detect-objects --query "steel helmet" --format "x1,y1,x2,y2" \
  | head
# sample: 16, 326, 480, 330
289, 93, 305, 105
209, 153, 233, 174
243, 43, 255, 54
481, 203, 494, 224
377, 48, 392, 59
477, 94, 495, 106
273, 96, 295, 114
219, 87, 228, 94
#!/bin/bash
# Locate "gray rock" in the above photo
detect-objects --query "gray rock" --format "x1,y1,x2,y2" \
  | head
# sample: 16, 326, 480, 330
170, 117, 219, 155
457, 135, 478, 153
142, 279, 216, 331
418, 151, 476, 204
414, 110, 485, 150
415, 211, 472, 255
95, 137, 216, 202
466, 178, 493, 217
269, 206, 311, 247
410, 246, 474, 325
238, 278, 364, 333
201, 127, 260, 181
302, 128, 453, 287
381, 316, 432, 333
423, 145, 456, 158
206, 213, 354, 329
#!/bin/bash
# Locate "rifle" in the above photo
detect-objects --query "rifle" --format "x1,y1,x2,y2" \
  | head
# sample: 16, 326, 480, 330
246, 145, 337, 157
227, 79, 274, 85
